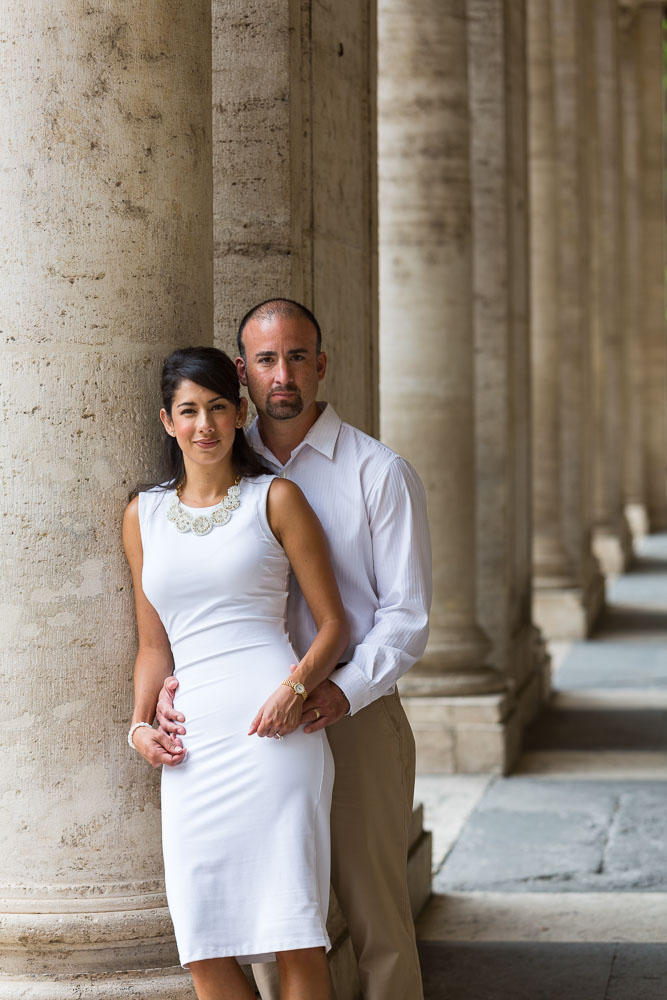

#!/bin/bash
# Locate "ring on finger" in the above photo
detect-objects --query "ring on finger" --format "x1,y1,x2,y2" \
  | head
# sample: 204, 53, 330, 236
274, 732, 284, 741
313, 708, 321, 721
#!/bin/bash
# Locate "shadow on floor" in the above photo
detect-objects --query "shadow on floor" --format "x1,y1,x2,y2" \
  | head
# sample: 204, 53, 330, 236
419, 941, 667, 1000
523, 706, 667, 751
596, 604, 667, 635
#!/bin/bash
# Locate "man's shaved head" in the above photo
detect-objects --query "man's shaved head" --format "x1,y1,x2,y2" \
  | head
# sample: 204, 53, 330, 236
236, 298, 322, 360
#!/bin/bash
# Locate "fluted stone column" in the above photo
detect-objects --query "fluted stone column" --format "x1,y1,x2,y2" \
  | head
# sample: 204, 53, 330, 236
211, 0, 378, 435
0, 3, 212, 996
619, 7, 649, 538
587, 0, 634, 574
469, 0, 549, 762
637, 4, 667, 531
210, 7, 382, 992
379, 0, 506, 774
528, 0, 591, 635
546, 0, 606, 636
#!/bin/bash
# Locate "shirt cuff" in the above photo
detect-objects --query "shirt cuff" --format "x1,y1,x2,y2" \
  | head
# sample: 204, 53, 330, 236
330, 661, 373, 716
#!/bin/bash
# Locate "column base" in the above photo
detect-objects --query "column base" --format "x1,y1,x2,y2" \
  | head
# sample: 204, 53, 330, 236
402, 689, 517, 774
625, 502, 649, 539
593, 516, 634, 576
399, 641, 506, 697
0, 968, 196, 999
403, 627, 551, 775
532, 562, 605, 640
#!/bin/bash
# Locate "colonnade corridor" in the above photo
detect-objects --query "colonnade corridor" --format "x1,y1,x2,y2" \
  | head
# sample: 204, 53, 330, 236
414, 534, 667, 999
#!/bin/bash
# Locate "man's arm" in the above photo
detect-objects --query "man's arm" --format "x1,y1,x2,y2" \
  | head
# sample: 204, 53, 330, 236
160, 456, 432, 733
304, 456, 432, 728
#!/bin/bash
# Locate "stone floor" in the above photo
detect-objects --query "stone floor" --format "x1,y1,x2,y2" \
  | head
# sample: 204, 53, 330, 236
415, 533, 667, 1000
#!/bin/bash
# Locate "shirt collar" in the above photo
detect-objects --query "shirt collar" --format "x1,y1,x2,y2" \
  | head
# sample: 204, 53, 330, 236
247, 401, 342, 468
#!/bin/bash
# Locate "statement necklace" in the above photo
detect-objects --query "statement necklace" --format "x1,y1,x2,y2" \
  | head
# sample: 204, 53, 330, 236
167, 476, 242, 536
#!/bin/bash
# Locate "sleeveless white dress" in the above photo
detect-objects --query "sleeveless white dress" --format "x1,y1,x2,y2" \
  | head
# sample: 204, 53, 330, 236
138, 475, 334, 967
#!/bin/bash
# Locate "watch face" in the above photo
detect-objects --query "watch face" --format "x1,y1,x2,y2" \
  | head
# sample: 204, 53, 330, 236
294, 683, 306, 695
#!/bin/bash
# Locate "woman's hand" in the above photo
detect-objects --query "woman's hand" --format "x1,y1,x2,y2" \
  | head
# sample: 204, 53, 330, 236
132, 724, 186, 767
248, 683, 303, 739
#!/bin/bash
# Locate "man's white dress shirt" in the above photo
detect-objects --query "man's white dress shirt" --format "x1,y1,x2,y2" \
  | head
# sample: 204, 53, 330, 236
247, 403, 432, 715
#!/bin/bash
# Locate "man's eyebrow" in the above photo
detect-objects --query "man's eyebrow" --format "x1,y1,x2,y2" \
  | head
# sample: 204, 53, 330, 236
176, 395, 225, 408
253, 348, 310, 358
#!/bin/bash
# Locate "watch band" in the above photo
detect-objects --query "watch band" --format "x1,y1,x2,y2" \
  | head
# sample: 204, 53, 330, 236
281, 678, 307, 701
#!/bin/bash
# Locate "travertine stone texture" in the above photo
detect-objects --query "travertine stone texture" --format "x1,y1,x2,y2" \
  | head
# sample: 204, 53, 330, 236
379, 0, 502, 702
526, 0, 576, 589
0, 1, 211, 994
403, 690, 524, 775
212, 0, 377, 434
619, 10, 648, 536
545, 0, 605, 636
637, 6, 667, 531
468, 1, 540, 711
586, 0, 634, 574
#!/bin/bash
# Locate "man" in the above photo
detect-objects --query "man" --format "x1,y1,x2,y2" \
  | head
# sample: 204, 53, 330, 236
157, 299, 432, 1000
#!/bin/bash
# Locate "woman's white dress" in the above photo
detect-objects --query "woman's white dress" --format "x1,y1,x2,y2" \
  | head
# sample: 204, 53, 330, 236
138, 475, 334, 967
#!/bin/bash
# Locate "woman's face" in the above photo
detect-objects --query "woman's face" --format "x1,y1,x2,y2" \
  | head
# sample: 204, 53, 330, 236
160, 379, 247, 470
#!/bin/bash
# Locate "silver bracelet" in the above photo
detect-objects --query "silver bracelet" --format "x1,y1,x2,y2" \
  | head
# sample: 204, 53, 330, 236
128, 721, 153, 749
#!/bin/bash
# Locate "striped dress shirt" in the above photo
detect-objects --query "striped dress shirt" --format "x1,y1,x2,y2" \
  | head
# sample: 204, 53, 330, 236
247, 403, 432, 715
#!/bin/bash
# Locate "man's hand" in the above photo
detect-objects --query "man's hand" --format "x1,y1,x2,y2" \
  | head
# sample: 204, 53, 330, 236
156, 676, 186, 744
132, 724, 185, 768
301, 678, 350, 733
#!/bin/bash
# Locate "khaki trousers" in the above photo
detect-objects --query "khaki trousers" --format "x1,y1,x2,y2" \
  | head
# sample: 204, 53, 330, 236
252, 691, 423, 1000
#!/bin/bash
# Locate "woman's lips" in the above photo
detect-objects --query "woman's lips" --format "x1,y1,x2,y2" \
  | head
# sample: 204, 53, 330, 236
194, 439, 219, 448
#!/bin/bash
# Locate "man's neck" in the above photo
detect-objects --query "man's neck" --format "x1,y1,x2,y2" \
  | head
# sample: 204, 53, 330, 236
257, 402, 322, 466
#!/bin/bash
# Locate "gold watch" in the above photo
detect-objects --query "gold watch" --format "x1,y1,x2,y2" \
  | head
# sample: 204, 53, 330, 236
282, 678, 307, 701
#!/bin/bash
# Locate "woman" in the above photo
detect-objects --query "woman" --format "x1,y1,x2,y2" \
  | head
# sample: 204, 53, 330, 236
123, 346, 348, 1000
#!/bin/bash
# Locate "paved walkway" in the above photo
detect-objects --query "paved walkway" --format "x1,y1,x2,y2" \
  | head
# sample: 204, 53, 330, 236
415, 534, 667, 1000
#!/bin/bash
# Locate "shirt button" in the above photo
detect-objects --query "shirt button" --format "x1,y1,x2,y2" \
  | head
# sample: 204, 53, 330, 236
279, 471, 286, 478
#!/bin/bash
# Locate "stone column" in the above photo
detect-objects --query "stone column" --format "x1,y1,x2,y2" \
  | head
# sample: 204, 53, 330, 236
637, 4, 667, 531
211, 0, 378, 435
527, 0, 589, 635
619, 7, 649, 538
0, 2, 211, 996
210, 5, 378, 992
379, 0, 506, 774
547, 0, 606, 635
586, 0, 634, 574
469, 0, 549, 763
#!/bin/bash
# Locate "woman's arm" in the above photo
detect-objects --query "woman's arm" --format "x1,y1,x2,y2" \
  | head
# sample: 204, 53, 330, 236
122, 497, 185, 767
248, 478, 349, 738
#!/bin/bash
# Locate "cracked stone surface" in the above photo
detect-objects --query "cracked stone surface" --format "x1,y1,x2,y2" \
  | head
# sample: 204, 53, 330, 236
434, 780, 667, 892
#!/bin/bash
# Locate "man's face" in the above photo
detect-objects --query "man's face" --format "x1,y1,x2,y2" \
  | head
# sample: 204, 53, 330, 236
236, 313, 326, 420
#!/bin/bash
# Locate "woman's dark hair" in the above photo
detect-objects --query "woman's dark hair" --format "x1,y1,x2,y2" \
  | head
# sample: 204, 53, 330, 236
130, 346, 271, 499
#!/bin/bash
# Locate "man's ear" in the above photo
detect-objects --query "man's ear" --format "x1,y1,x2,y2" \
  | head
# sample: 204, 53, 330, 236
236, 397, 248, 427
317, 351, 327, 382
159, 408, 176, 436
235, 356, 248, 386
